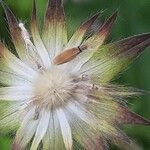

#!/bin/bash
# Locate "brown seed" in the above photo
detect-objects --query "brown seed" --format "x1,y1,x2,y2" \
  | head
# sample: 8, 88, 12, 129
53, 45, 87, 65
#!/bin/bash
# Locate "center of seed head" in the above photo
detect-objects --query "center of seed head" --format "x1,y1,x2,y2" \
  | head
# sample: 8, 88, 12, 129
33, 67, 74, 109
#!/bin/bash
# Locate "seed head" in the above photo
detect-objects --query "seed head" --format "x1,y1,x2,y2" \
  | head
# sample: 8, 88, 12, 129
0, 0, 150, 150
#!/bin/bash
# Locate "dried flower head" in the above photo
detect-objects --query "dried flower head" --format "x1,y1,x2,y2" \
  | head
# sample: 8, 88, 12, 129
0, 0, 150, 150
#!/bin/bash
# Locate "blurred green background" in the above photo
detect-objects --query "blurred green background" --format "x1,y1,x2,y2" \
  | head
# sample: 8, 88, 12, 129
0, 0, 149, 149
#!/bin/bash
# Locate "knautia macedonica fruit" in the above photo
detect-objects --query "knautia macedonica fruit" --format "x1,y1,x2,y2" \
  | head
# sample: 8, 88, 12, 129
0, 0, 149, 150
